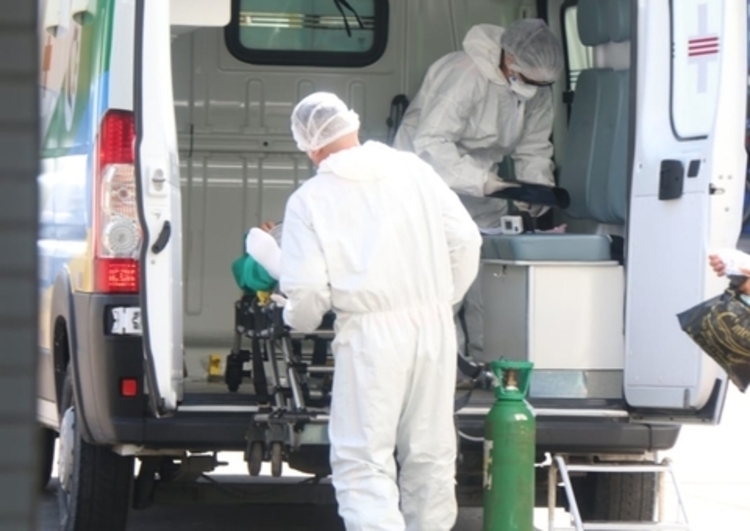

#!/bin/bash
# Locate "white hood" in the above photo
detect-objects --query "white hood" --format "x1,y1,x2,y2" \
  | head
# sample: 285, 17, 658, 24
462, 24, 508, 86
318, 141, 392, 181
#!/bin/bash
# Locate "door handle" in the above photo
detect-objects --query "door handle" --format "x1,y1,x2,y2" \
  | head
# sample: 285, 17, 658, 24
659, 160, 685, 201
151, 221, 171, 254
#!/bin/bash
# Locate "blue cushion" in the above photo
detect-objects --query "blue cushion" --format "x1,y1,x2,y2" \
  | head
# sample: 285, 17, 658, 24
577, 0, 631, 46
577, 0, 608, 46
559, 69, 629, 225
608, 0, 632, 43
482, 234, 612, 262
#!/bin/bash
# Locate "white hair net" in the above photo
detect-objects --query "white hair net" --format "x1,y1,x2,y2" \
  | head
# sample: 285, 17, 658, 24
291, 92, 361, 152
501, 19, 563, 83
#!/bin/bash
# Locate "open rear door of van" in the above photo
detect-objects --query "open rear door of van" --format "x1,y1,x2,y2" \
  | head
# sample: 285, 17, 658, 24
134, 0, 183, 415
624, 0, 747, 423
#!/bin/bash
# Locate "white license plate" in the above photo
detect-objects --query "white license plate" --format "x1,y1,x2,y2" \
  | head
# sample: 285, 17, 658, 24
111, 307, 142, 336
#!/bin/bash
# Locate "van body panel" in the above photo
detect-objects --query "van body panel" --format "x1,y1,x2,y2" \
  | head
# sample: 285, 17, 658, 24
624, 0, 746, 422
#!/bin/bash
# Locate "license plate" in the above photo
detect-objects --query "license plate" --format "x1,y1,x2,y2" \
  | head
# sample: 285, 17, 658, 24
110, 307, 142, 336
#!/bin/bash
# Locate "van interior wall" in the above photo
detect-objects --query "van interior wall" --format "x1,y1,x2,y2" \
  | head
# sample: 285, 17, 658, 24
169, 0, 544, 387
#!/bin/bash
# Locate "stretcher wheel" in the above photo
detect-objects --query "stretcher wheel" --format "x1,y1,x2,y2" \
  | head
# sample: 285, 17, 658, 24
270, 442, 283, 478
247, 442, 263, 477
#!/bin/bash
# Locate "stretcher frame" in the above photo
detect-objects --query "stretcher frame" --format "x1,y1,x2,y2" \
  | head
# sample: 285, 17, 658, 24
224, 293, 336, 477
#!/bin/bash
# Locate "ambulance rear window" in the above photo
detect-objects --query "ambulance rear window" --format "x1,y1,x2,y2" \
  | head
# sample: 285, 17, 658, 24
225, 0, 389, 67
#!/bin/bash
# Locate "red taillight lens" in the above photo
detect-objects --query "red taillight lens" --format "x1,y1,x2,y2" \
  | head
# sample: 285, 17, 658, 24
120, 378, 138, 397
95, 258, 139, 293
100, 110, 135, 167
94, 110, 140, 294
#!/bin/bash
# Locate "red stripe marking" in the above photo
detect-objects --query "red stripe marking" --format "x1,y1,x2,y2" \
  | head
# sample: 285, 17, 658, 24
689, 36, 719, 44
689, 46, 720, 53
689, 42, 719, 49
689, 49, 719, 57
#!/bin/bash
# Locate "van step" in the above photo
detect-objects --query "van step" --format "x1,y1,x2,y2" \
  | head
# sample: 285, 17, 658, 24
545, 455, 691, 531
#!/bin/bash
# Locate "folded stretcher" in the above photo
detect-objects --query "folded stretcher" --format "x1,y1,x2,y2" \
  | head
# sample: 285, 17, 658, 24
224, 292, 336, 477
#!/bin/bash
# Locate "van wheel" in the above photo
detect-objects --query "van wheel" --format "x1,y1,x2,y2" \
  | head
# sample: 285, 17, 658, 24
575, 471, 656, 521
38, 426, 56, 491
57, 368, 134, 531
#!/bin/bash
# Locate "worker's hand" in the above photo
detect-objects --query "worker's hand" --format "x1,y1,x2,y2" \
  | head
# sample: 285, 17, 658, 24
271, 293, 288, 308
260, 221, 276, 233
709, 254, 726, 277
709, 254, 750, 294
514, 201, 548, 218
483, 174, 520, 196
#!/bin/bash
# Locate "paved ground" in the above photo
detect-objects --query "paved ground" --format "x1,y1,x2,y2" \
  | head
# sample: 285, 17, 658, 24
36, 481, 485, 530
37, 387, 750, 530
659, 385, 750, 530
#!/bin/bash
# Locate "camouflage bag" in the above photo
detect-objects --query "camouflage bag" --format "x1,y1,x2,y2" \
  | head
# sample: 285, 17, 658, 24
678, 288, 750, 393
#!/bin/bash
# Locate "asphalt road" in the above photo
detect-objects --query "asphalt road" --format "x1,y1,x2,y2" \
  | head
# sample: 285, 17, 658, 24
36, 481, 485, 530
37, 484, 346, 531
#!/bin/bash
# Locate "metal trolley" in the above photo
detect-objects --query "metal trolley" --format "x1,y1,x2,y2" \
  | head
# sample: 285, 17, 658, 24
223, 294, 336, 478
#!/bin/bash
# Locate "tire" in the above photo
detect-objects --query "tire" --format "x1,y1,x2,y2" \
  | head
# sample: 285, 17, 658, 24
270, 442, 283, 478
247, 442, 263, 477
57, 367, 134, 531
575, 471, 657, 522
38, 426, 57, 491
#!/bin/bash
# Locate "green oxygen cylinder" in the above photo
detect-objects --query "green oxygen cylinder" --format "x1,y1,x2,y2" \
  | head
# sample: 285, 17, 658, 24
483, 360, 535, 531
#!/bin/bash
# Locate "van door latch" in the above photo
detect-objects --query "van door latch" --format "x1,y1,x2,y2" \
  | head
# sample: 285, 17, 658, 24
151, 169, 167, 192
151, 221, 171, 254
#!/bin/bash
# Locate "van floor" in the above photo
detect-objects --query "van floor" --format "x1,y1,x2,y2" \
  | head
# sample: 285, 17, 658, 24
181, 344, 628, 411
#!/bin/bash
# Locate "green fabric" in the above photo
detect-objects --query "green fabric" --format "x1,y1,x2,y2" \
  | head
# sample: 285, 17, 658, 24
232, 254, 277, 293
231, 232, 277, 293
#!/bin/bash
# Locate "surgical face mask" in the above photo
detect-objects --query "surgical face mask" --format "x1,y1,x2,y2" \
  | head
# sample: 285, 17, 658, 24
507, 74, 538, 100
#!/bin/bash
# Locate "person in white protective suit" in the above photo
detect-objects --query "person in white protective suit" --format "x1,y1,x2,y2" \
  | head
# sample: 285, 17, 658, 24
394, 20, 563, 364
278, 92, 482, 531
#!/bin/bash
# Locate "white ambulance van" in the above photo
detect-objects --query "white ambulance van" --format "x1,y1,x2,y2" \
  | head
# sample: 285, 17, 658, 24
35, 0, 747, 529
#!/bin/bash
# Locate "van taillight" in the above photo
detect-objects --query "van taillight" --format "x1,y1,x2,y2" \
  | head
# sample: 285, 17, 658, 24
94, 110, 140, 294
95, 259, 140, 293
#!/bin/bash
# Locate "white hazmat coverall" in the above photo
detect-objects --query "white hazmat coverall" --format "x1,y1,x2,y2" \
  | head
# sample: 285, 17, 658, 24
280, 141, 481, 531
394, 24, 556, 362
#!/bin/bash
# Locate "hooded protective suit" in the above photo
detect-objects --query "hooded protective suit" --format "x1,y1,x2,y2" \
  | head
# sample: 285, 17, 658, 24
280, 140, 481, 531
394, 23, 557, 227
393, 23, 559, 361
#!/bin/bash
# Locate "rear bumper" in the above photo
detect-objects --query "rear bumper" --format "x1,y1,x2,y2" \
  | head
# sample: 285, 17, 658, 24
455, 412, 681, 455
99, 409, 680, 456
71, 292, 147, 445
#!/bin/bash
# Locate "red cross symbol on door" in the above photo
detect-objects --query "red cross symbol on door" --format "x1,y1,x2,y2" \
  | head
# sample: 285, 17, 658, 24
687, 3, 720, 94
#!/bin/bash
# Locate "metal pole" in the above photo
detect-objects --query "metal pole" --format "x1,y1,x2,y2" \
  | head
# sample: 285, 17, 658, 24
547, 457, 557, 531
553, 455, 584, 531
